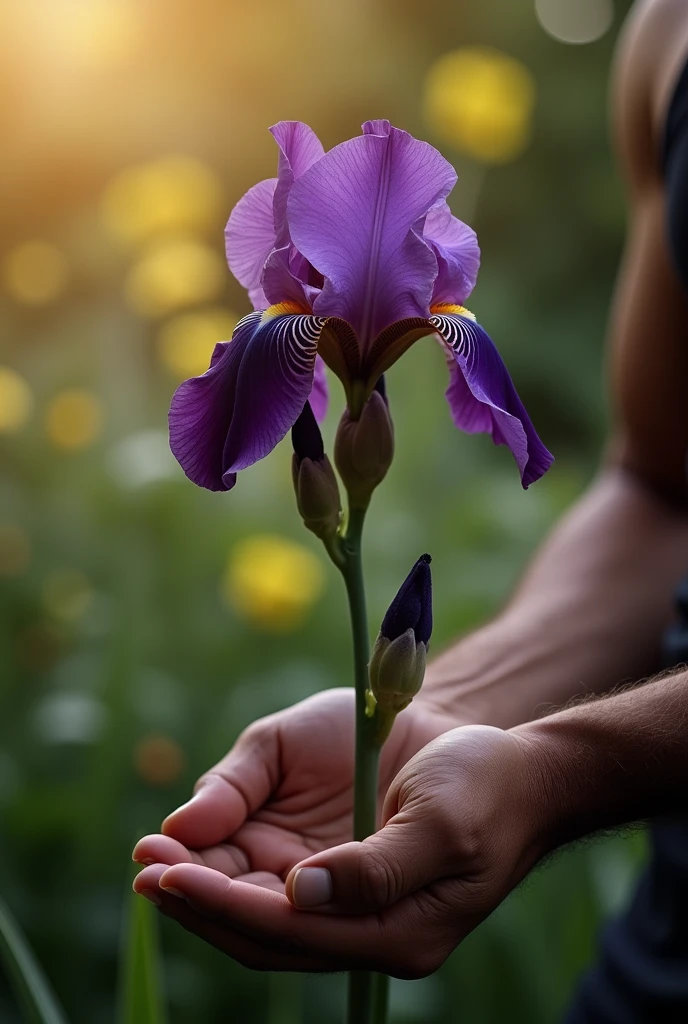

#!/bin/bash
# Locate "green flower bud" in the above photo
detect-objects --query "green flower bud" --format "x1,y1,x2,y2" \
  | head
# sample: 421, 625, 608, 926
369, 627, 427, 714
334, 389, 394, 510
291, 452, 341, 541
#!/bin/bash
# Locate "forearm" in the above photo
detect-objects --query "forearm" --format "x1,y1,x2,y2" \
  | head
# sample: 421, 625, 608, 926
514, 668, 688, 853
421, 467, 688, 728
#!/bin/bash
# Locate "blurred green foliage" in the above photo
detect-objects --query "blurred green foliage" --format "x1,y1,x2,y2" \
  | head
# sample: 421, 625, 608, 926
0, 1, 647, 1022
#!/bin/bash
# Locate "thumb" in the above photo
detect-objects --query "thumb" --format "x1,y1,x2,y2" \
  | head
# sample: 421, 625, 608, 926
286, 818, 450, 915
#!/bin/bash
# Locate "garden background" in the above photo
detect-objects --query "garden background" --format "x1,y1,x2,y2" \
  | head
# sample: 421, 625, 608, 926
0, 1, 641, 1021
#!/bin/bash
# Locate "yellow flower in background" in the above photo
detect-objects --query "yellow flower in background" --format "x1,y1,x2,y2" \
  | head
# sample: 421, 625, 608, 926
124, 238, 225, 318
0, 523, 31, 578
2, 241, 69, 306
101, 157, 223, 247
158, 307, 238, 379
223, 534, 326, 631
0, 367, 33, 433
45, 389, 103, 450
134, 735, 186, 786
424, 47, 536, 164
42, 569, 94, 621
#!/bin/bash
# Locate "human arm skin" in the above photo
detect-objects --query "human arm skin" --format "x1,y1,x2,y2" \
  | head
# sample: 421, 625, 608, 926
418, 0, 688, 730
517, 667, 688, 847
133, 668, 688, 978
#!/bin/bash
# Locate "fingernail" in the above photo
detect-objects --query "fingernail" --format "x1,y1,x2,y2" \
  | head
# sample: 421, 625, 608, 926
132, 856, 155, 865
160, 886, 186, 899
139, 889, 162, 906
292, 868, 332, 908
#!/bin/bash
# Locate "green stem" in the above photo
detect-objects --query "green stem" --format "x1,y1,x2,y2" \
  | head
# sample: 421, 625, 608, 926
340, 505, 387, 1024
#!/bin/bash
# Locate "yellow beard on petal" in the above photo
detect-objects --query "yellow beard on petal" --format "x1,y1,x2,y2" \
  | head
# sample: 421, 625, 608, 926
262, 301, 310, 322
430, 302, 476, 320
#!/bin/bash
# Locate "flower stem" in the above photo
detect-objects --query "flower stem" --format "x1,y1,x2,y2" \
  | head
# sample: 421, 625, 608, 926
340, 505, 388, 1024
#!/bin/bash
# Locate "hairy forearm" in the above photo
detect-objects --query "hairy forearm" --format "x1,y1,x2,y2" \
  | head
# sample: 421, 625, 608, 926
421, 467, 688, 728
514, 668, 688, 852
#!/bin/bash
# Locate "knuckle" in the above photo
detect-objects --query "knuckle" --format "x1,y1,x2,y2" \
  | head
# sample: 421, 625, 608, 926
356, 849, 399, 909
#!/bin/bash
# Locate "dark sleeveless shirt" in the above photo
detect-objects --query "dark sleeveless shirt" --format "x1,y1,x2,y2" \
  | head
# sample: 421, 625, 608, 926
664, 58, 688, 292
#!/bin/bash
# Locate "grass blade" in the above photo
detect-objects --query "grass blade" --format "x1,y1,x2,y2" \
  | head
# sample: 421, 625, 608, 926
0, 895, 69, 1024
117, 887, 167, 1024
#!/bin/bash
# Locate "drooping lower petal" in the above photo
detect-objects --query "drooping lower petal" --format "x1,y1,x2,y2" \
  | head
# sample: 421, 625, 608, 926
430, 309, 553, 488
225, 178, 278, 309
310, 356, 329, 423
288, 120, 455, 347
169, 310, 327, 491
423, 202, 481, 306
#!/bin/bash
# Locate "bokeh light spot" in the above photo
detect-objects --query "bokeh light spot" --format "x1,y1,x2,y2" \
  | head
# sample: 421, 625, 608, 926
102, 157, 223, 246
124, 239, 225, 318
2, 241, 69, 305
45, 389, 103, 450
158, 308, 238, 379
0, 523, 31, 577
424, 47, 536, 163
33, 692, 106, 745
535, 0, 614, 45
223, 534, 326, 632
0, 367, 33, 433
42, 569, 94, 621
134, 735, 186, 786
107, 429, 178, 489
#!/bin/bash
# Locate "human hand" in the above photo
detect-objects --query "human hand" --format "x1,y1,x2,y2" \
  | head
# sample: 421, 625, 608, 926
133, 723, 544, 977
133, 686, 454, 903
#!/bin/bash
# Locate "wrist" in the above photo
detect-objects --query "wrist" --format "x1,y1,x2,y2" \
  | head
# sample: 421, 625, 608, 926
509, 673, 688, 855
509, 721, 581, 860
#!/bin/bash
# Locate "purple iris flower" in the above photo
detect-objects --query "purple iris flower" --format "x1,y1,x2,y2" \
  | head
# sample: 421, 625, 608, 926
169, 119, 553, 492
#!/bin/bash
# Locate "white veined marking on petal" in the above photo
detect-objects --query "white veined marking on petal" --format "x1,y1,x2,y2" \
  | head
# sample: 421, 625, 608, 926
266, 314, 324, 380
234, 310, 263, 335
430, 313, 475, 354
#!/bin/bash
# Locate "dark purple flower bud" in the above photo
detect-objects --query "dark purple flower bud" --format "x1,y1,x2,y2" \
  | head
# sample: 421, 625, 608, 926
368, 555, 432, 727
334, 391, 394, 510
291, 401, 325, 463
291, 403, 341, 541
380, 553, 432, 645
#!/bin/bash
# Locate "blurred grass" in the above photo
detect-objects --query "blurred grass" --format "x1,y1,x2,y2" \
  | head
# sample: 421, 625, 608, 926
117, 887, 167, 1024
0, 1, 643, 1022
0, 895, 68, 1024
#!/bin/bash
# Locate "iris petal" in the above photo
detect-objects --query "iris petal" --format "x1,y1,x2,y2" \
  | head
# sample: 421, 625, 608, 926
310, 356, 329, 423
270, 121, 325, 247
423, 202, 481, 306
431, 312, 553, 488
225, 179, 277, 309
169, 311, 328, 491
288, 120, 455, 348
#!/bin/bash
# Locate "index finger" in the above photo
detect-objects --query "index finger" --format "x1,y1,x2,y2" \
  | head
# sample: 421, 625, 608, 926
162, 722, 279, 848
158, 863, 438, 976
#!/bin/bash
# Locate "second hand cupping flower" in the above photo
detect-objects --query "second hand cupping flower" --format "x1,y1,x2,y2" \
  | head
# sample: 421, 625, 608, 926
169, 119, 553, 493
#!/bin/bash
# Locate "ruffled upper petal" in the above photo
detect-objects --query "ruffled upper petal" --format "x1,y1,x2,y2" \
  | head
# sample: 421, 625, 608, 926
225, 178, 278, 309
261, 244, 320, 312
431, 310, 553, 488
288, 120, 456, 349
423, 202, 481, 306
169, 310, 326, 491
270, 121, 325, 248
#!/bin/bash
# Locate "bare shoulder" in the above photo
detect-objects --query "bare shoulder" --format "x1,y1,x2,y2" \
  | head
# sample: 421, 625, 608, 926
607, 1, 688, 501
612, 0, 688, 190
